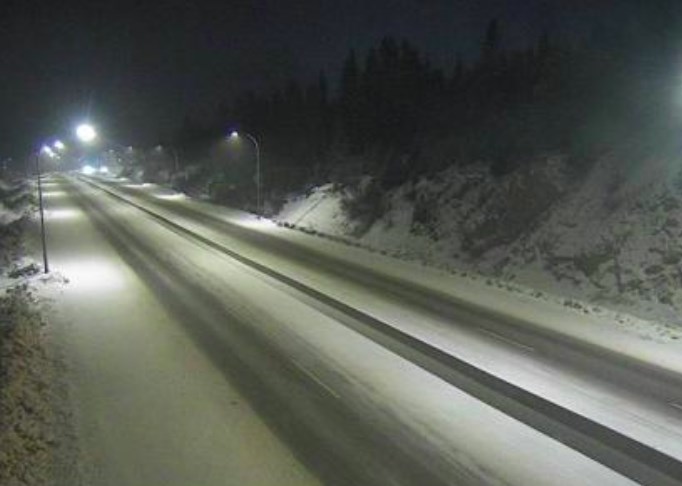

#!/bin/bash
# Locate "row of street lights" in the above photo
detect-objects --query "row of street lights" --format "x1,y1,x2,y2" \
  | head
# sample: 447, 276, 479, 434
35, 134, 77, 272
34, 123, 263, 274
35, 123, 97, 273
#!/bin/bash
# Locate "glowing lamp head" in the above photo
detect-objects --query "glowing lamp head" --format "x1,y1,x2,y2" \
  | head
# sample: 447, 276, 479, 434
53, 140, 65, 150
229, 131, 239, 139
40, 146, 56, 158
76, 124, 97, 143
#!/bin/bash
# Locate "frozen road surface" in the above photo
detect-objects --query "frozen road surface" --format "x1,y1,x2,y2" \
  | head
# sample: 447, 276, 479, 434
40, 174, 682, 485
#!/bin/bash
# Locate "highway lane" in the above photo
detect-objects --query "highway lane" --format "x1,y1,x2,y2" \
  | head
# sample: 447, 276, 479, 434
82, 175, 682, 478
45, 174, 674, 484
41, 181, 322, 486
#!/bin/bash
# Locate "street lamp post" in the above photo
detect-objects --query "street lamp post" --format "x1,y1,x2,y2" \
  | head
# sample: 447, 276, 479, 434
30, 125, 96, 275
230, 131, 261, 216
35, 149, 49, 273
156, 145, 181, 174
170, 146, 180, 174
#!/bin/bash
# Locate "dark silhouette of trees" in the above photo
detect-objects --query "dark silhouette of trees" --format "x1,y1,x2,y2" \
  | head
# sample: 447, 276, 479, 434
171, 15, 676, 200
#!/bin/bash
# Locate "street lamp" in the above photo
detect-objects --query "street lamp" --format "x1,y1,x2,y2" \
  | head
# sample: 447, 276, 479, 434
72, 122, 176, 179
229, 130, 262, 216
35, 148, 49, 273
76, 123, 97, 143
155, 144, 180, 173
32, 125, 97, 274
41, 145, 55, 158
75, 123, 124, 173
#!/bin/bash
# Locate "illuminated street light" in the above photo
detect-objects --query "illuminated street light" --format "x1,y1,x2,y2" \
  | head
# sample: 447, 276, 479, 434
228, 130, 262, 216
75, 125, 137, 176
76, 123, 97, 143
155, 144, 180, 173
54, 140, 65, 150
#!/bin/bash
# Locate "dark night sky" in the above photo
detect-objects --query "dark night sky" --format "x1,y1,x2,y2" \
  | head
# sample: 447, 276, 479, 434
0, 0, 677, 159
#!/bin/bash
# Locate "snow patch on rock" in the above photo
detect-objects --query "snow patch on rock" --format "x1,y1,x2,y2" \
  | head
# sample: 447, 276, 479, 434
274, 154, 682, 337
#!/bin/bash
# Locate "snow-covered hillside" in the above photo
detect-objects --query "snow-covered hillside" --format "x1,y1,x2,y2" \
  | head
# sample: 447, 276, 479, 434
1, 179, 32, 273
275, 154, 682, 331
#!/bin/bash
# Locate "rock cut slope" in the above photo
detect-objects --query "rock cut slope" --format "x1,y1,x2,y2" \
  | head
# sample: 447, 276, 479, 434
275, 154, 682, 334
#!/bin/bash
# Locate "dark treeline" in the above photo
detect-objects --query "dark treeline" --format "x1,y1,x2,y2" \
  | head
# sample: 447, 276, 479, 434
171, 17, 681, 202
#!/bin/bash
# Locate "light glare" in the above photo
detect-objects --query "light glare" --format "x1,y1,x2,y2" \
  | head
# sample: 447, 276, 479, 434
42, 190, 67, 198
47, 208, 80, 220
81, 165, 96, 175
59, 258, 126, 293
76, 124, 97, 143
156, 193, 185, 200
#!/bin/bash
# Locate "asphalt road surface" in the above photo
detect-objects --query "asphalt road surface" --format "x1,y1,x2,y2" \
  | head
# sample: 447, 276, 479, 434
40, 174, 682, 485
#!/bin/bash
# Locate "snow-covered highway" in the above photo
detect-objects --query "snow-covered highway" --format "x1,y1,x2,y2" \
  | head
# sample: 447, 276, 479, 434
41, 174, 682, 485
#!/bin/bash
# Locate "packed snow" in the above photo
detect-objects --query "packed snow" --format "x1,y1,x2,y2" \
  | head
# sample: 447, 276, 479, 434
49, 175, 639, 485
1, 179, 35, 288
84, 172, 682, 479
93, 173, 682, 370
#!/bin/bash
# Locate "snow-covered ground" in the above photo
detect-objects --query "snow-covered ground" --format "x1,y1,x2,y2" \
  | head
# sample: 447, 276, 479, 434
39, 177, 323, 486
275, 154, 682, 340
78, 174, 682, 482
51, 174, 646, 485
0, 179, 30, 220
91, 174, 682, 377
0, 177, 73, 486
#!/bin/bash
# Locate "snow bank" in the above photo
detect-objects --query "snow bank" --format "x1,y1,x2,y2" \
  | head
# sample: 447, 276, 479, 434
0, 206, 23, 226
0, 177, 75, 485
0, 179, 31, 226
1, 180, 33, 277
274, 154, 682, 336
0, 285, 58, 485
